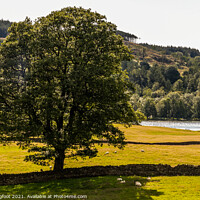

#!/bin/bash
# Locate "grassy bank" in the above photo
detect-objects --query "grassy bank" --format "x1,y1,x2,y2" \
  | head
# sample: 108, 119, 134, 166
119, 124, 200, 143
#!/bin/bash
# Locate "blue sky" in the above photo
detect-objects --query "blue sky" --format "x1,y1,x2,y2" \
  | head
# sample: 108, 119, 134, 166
2, 0, 200, 50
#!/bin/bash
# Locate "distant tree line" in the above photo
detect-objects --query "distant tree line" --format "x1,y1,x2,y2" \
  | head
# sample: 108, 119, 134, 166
116, 30, 138, 43
0, 19, 12, 38
0, 21, 139, 43
122, 59, 200, 120
140, 43, 200, 58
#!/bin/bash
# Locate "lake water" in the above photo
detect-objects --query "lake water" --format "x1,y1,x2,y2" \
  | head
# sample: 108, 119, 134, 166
140, 121, 200, 131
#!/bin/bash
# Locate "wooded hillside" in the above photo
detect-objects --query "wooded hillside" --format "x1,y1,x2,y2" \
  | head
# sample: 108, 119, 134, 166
124, 40, 200, 120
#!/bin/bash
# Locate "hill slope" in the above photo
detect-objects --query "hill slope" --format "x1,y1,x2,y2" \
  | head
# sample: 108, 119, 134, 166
122, 40, 200, 120
124, 40, 198, 75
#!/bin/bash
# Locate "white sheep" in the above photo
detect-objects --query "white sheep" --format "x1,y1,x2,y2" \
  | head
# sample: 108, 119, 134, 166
104, 151, 109, 155
49, 165, 52, 170
117, 178, 123, 181
135, 181, 142, 187
147, 177, 151, 181
141, 149, 145, 152
120, 180, 126, 183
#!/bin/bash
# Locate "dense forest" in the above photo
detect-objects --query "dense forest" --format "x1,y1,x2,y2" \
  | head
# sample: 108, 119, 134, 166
123, 42, 200, 120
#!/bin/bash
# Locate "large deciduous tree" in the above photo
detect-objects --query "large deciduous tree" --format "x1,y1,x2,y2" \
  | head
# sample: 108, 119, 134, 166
0, 7, 137, 171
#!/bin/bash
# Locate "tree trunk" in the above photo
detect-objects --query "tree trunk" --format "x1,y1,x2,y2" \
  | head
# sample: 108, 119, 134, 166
53, 149, 65, 171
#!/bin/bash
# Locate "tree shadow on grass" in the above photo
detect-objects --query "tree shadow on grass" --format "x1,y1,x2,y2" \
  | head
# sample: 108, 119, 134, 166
0, 176, 163, 200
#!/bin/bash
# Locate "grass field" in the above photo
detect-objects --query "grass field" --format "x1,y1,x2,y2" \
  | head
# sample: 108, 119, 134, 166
1, 125, 200, 173
0, 176, 200, 200
1, 125, 200, 199
119, 124, 200, 143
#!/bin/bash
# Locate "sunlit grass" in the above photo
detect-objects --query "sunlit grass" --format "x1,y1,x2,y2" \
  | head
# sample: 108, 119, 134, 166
65, 144, 200, 168
1, 125, 200, 173
1, 125, 200, 199
0, 144, 49, 174
118, 124, 200, 143
65, 125, 200, 168
145, 176, 200, 200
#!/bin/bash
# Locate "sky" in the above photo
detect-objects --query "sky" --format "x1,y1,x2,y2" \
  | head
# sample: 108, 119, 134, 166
2, 0, 200, 50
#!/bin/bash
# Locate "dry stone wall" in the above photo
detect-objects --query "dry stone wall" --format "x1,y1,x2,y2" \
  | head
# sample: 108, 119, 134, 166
1, 164, 200, 186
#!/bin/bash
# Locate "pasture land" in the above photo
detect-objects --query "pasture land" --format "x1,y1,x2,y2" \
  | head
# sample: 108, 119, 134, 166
0, 125, 200, 199
1, 125, 200, 173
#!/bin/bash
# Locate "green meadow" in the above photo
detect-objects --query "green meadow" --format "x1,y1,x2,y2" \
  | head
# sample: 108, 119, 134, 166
1, 125, 200, 199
